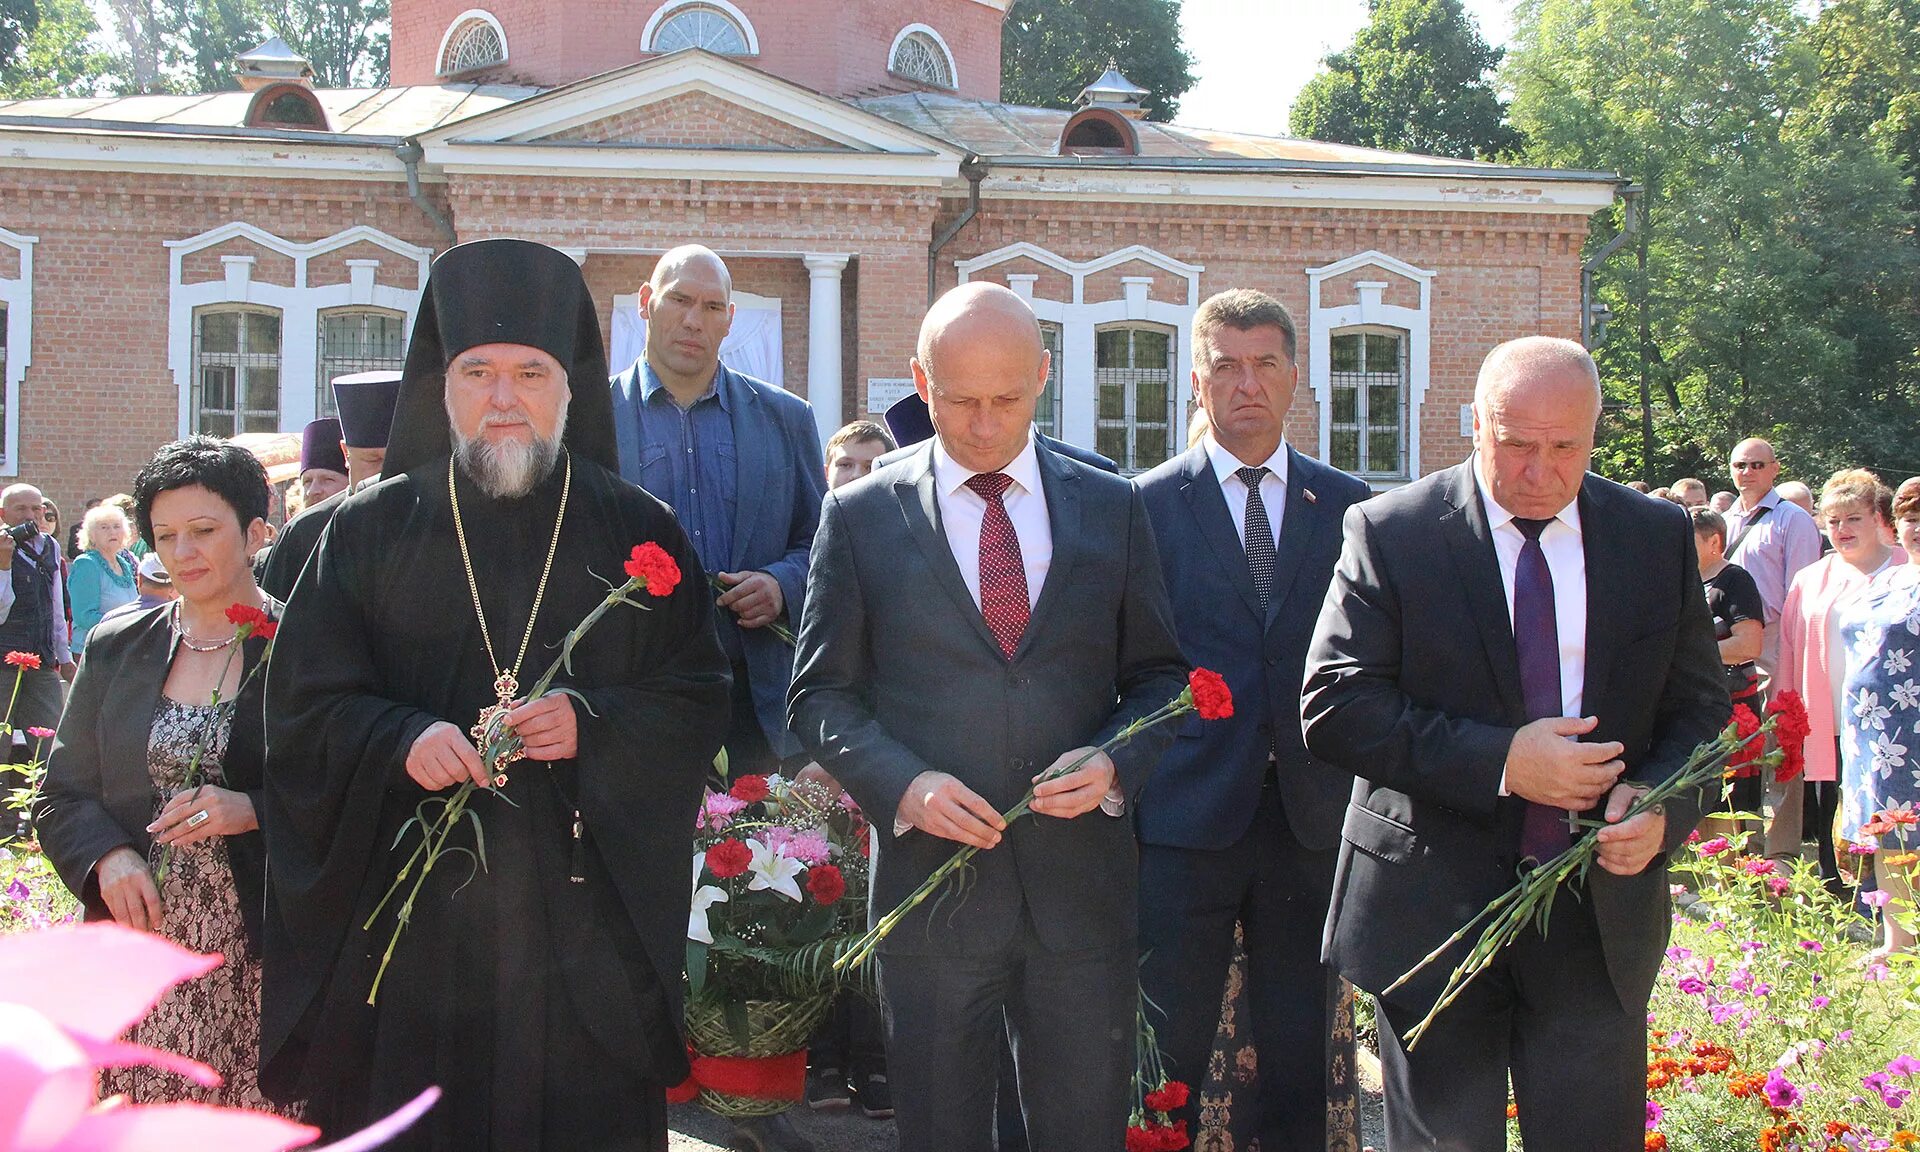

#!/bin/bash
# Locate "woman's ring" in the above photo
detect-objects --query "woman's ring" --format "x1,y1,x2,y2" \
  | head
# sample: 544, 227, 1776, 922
185, 810, 210, 829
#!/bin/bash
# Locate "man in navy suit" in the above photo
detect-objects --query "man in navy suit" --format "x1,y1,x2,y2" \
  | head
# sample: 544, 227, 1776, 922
1135, 290, 1370, 1150
610, 246, 826, 790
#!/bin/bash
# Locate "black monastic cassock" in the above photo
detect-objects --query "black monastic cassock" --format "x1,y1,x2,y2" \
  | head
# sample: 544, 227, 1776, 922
260, 240, 731, 1151
259, 371, 401, 601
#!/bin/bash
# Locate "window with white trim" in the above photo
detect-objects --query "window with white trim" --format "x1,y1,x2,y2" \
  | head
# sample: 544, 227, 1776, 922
440, 15, 505, 76
0, 306, 7, 440
1034, 321, 1064, 440
890, 31, 954, 88
652, 4, 750, 53
1094, 324, 1175, 474
316, 308, 406, 418
194, 308, 282, 437
1327, 327, 1409, 479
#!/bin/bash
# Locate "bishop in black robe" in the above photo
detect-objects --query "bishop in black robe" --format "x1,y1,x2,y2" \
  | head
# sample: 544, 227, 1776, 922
260, 239, 731, 1151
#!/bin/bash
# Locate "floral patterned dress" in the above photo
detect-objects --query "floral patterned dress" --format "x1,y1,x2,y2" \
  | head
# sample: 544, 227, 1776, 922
1837, 564, 1920, 844
100, 696, 294, 1116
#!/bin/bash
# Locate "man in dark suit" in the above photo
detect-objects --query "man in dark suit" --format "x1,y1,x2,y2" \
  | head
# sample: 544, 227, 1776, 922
1302, 337, 1727, 1151
1134, 289, 1370, 1150
611, 245, 826, 778
789, 282, 1186, 1152
875, 390, 1122, 475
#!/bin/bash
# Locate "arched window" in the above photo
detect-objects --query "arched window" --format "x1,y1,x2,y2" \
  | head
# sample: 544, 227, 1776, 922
245, 82, 327, 130
1327, 327, 1409, 478
647, 2, 754, 54
888, 26, 955, 89
1060, 108, 1138, 155
438, 11, 507, 77
1094, 323, 1176, 474
194, 307, 282, 437
316, 308, 406, 417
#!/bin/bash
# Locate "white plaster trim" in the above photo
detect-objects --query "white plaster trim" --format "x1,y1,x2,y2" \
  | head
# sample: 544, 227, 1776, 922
980, 169, 1618, 215
1307, 250, 1436, 482
0, 130, 408, 179
959, 241, 1201, 456
889, 24, 959, 90
167, 223, 431, 438
641, 0, 761, 55
426, 141, 952, 182
0, 226, 36, 477
436, 9, 508, 78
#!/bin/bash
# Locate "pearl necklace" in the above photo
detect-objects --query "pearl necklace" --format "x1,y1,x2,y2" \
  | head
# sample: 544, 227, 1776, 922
172, 601, 238, 653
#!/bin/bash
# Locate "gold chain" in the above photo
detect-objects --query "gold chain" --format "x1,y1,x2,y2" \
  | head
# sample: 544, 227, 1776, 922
449, 448, 572, 748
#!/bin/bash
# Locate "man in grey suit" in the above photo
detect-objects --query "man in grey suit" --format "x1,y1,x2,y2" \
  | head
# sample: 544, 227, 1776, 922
789, 283, 1186, 1152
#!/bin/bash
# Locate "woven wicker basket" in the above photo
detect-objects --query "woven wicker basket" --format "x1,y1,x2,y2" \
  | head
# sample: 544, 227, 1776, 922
684, 994, 834, 1118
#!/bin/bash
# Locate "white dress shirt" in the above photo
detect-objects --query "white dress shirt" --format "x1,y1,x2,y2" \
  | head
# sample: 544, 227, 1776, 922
1203, 434, 1288, 551
931, 432, 1051, 611
1473, 461, 1587, 721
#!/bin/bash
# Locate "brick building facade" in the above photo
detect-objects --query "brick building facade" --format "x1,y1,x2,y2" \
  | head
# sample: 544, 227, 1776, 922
0, 0, 1618, 513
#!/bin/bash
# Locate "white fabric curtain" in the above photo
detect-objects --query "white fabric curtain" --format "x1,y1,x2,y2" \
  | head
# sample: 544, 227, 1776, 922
610, 291, 784, 388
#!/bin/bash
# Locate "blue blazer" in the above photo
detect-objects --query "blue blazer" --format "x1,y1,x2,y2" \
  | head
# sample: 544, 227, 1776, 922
1134, 442, 1370, 852
610, 360, 826, 757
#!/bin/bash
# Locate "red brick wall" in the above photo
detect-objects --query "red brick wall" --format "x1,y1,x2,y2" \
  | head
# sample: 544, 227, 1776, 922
0, 169, 443, 513
540, 91, 846, 148
392, 0, 1005, 101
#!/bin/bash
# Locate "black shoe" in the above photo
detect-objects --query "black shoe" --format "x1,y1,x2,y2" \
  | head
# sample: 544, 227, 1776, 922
856, 1072, 894, 1119
730, 1112, 819, 1152
805, 1065, 850, 1110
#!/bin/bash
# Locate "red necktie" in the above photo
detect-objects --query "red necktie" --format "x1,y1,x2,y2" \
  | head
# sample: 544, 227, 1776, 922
965, 472, 1029, 660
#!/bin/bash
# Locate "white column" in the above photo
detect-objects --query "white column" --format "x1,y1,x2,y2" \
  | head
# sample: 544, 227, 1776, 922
803, 254, 850, 446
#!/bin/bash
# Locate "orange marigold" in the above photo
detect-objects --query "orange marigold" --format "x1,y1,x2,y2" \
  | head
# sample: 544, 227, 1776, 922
1505, 1102, 1518, 1119
1645, 1134, 1668, 1152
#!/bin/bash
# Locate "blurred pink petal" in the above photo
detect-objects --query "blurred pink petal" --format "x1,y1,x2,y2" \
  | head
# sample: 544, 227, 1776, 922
307, 1087, 441, 1152
0, 1003, 95, 1152
70, 1037, 221, 1087
0, 925, 220, 1041
52, 1103, 319, 1152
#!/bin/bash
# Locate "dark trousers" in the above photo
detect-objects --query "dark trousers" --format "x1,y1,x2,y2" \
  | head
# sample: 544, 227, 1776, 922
810, 988, 886, 1079
1138, 777, 1339, 1152
1806, 777, 1842, 895
878, 916, 1136, 1152
718, 660, 775, 785
1376, 893, 1645, 1152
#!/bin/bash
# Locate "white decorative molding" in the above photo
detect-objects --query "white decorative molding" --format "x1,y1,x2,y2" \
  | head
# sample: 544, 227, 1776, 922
436, 9, 508, 76
889, 23, 959, 89
958, 242, 1202, 452
1306, 250, 1436, 481
0, 226, 37, 477
165, 223, 432, 437
803, 254, 851, 446
641, 0, 761, 55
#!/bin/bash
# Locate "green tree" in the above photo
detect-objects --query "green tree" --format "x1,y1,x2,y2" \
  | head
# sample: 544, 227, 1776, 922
1, 0, 117, 97
1508, 0, 1920, 483
1000, 0, 1195, 122
258, 0, 388, 88
1290, 0, 1521, 160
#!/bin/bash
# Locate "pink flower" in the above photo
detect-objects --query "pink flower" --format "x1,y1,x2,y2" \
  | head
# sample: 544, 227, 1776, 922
1743, 858, 1778, 876
699, 791, 747, 831
25, 726, 54, 740
1646, 1100, 1663, 1129
1889, 1054, 1920, 1079
1810, 996, 1830, 1010
762, 826, 832, 866
1763, 1068, 1803, 1110
1799, 940, 1823, 952
1697, 836, 1732, 856
1767, 877, 1791, 896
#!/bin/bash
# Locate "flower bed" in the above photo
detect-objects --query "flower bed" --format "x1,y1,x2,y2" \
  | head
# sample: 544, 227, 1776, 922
1, 842, 78, 933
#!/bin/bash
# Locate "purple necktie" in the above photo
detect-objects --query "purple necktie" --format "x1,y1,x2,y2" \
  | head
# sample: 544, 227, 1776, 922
1513, 517, 1571, 862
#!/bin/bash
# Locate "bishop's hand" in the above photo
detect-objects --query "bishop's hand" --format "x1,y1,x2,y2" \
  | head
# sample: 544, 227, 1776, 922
506, 693, 578, 761
407, 720, 491, 791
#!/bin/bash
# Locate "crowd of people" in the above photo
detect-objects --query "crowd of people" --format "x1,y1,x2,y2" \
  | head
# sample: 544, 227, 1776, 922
7, 233, 1913, 1152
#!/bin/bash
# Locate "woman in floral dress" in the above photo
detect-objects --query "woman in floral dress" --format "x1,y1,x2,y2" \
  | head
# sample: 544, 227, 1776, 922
1837, 476, 1920, 957
35, 438, 291, 1111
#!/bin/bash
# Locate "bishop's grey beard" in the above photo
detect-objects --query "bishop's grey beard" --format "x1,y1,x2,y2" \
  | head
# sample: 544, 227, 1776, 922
447, 394, 569, 500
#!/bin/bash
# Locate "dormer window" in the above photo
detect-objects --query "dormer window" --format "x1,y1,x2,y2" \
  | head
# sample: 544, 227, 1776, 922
888, 25, 956, 89
645, 1, 756, 55
1060, 108, 1138, 156
438, 11, 508, 77
245, 83, 328, 129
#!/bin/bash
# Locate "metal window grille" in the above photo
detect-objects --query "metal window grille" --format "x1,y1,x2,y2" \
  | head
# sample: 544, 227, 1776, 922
653, 6, 749, 53
1327, 329, 1408, 478
1093, 325, 1175, 475
890, 33, 952, 87
316, 309, 406, 417
440, 18, 505, 75
193, 308, 282, 438
1034, 321, 1063, 440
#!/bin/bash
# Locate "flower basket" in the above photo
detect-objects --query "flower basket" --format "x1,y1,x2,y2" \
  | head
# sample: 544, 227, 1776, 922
682, 992, 834, 1118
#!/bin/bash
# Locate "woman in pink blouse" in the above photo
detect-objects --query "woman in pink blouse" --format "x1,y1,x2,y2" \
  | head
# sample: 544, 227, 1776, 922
1776, 469, 1904, 889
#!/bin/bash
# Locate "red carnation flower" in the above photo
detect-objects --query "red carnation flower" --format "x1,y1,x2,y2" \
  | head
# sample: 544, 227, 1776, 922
1154, 1118, 1189, 1151
1766, 690, 1811, 783
5, 651, 41, 670
704, 839, 752, 880
806, 863, 846, 905
624, 542, 682, 598
1187, 668, 1233, 721
729, 774, 770, 804
1144, 1079, 1190, 1113
1727, 704, 1763, 769
225, 603, 278, 640
1125, 1125, 1158, 1152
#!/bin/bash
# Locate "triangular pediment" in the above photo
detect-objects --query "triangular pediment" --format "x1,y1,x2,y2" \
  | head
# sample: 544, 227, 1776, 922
420, 49, 958, 161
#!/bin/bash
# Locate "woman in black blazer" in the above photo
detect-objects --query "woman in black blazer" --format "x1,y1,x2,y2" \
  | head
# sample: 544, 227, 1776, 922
34, 437, 291, 1113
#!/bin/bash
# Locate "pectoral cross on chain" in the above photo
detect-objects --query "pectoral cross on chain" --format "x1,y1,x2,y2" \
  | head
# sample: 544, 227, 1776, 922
470, 670, 526, 788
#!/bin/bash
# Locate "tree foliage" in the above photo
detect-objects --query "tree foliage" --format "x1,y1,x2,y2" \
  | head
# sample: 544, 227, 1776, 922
0, 0, 115, 97
1508, 0, 1920, 484
77, 0, 386, 93
1290, 0, 1522, 160
1000, 0, 1195, 122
